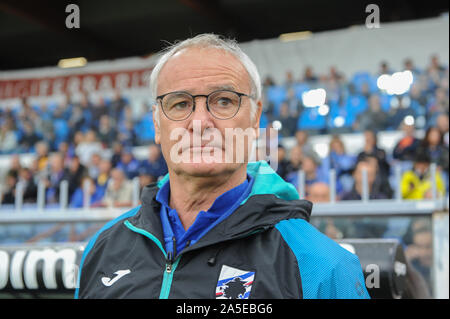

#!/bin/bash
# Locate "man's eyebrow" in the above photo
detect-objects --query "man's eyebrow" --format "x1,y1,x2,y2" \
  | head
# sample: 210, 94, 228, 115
207, 84, 237, 91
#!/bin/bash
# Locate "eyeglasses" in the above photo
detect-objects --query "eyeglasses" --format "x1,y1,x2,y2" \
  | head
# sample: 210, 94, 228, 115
156, 89, 253, 121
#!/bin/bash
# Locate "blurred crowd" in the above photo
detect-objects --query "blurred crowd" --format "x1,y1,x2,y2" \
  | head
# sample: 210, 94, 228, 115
0, 55, 448, 209
0, 56, 448, 292
261, 55, 448, 136
0, 142, 167, 208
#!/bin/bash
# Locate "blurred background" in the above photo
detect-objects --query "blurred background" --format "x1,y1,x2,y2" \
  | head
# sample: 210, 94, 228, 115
0, 0, 448, 299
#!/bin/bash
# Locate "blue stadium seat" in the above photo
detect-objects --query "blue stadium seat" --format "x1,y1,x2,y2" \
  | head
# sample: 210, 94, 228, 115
297, 107, 326, 131
351, 71, 378, 94
379, 93, 393, 112
266, 85, 287, 117
342, 94, 368, 116
327, 101, 356, 129
134, 112, 155, 143
53, 118, 70, 144
293, 83, 310, 100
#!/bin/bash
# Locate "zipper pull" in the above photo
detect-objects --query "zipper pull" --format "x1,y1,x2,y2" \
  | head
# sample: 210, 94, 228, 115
166, 251, 173, 273
172, 236, 177, 258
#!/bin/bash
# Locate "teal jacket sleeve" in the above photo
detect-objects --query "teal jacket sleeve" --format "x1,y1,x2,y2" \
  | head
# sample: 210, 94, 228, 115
276, 218, 370, 299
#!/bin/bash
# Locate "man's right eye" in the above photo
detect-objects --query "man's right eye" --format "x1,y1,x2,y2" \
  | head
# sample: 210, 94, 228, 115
170, 101, 189, 110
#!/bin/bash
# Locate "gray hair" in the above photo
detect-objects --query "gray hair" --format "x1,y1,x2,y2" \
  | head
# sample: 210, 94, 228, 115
150, 33, 261, 122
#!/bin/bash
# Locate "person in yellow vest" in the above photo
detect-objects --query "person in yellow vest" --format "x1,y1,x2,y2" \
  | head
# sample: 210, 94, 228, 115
401, 152, 445, 200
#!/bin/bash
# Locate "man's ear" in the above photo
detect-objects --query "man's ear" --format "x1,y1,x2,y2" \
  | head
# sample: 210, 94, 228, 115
253, 100, 263, 139
152, 104, 161, 145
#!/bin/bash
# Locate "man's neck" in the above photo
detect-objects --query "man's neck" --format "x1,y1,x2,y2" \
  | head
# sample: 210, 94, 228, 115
167, 165, 247, 230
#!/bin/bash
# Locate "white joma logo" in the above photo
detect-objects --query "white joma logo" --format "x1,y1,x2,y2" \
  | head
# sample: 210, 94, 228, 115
101, 269, 131, 287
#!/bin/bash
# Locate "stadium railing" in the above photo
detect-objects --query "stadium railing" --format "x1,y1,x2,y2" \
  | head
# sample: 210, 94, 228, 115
0, 162, 448, 299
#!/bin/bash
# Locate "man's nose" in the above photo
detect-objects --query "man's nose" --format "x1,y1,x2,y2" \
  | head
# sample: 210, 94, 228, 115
187, 97, 214, 132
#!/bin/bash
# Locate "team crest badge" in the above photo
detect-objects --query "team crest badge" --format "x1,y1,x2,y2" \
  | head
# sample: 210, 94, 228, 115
215, 265, 255, 299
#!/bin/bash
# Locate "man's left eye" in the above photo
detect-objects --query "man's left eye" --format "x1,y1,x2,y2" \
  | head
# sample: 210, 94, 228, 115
217, 98, 232, 106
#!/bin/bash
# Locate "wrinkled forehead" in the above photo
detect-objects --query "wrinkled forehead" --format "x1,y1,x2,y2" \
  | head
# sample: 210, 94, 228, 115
157, 47, 251, 94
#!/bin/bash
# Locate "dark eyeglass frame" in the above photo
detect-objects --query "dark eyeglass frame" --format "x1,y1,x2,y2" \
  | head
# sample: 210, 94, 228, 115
156, 89, 254, 121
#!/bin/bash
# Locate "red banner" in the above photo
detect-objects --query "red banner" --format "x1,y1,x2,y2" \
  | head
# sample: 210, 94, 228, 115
0, 67, 154, 99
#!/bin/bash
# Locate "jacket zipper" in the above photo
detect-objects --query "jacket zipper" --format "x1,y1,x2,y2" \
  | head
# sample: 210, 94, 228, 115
123, 220, 180, 299
124, 221, 272, 297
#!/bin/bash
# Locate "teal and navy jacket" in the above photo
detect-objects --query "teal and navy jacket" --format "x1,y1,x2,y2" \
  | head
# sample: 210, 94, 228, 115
75, 161, 370, 299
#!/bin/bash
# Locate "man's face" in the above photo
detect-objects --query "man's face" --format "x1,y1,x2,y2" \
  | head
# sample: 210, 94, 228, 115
153, 47, 262, 178
306, 183, 330, 203
354, 161, 376, 187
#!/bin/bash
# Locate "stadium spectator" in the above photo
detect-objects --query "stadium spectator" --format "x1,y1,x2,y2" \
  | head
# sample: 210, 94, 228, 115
427, 87, 449, 123
87, 152, 102, 180
69, 176, 105, 208
116, 147, 140, 179
408, 83, 428, 120
67, 155, 87, 196
303, 66, 318, 83
97, 115, 117, 148
393, 120, 421, 161
379, 60, 393, 75
359, 154, 394, 199
354, 94, 387, 131
275, 144, 290, 180
96, 158, 112, 190
17, 167, 38, 203
324, 135, 356, 195
400, 152, 445, 200
284, 70, 296, 88
77, 92, 94, 131
420, 126, 449, 172
435, 113, 449, 147
138, 173, 154, 194
356, 130, 390, 178
18, 120, 40, 152
68, 105, 85, 136
263, 75, 275, 88
109, 89, 128, 120
91, 97, 108, 128
427, 54, 446, 79
284, 144, 303, 178
285, 87, 302, 118
31, 104, 54, 147
0, 171, 17, 204
287, 150, 328, 195
75, 130, 103, 166
294, 130, 314, 154
110, 141, 124, 168
6, 154, 22, 177
386, 96, 416, 130
34, 141, 50, 172
306, 182, 330, 203
404, 58, 422, 76
58, 141, 75, 163
328, 66, 345, 83
0, 119, 18, 154
118, 120, 137, 147
102, 168, 133, 207
341, 158, 388, 200
139, 144, 168, 180
42, 152, 70, 204
278, 102, 297, 137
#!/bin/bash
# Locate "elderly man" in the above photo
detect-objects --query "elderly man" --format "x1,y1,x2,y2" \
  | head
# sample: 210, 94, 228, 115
76, 34, 368, 299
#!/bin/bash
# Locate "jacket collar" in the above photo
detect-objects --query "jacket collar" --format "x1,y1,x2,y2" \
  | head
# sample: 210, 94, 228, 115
127, 161, 312, 251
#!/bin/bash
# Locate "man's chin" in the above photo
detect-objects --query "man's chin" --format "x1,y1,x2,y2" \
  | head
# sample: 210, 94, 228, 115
172, 161, 243, 178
